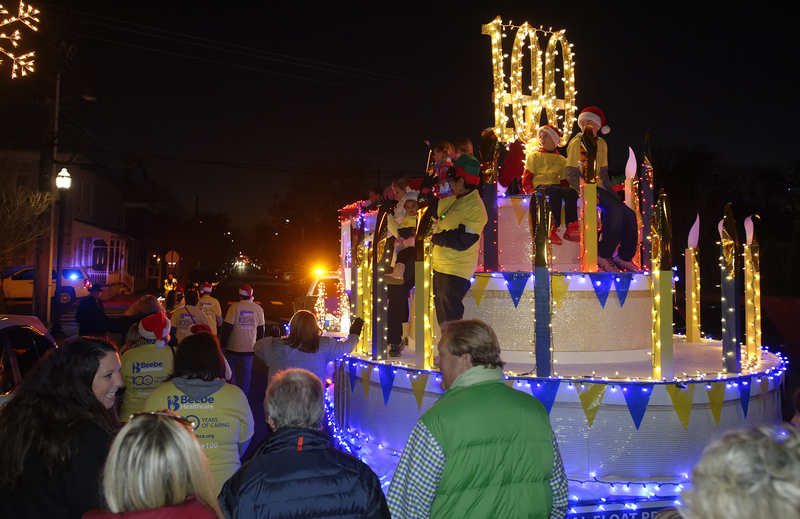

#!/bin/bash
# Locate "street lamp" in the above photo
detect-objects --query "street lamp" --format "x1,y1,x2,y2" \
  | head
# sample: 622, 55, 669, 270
51, 167, 71, 336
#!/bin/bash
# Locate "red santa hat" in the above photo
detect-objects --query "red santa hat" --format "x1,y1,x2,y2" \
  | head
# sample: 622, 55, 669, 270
537, 125, 562, 146
239, 284, 254, 299
201, 282, 212, 293
190, 323, 213, 335
139, 312, 170, 349
577, 107, 611, 135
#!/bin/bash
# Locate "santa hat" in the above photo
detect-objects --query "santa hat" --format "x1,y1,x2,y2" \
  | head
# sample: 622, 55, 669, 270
239, 284, 254, 299
139, 312, 170, 349
200, 282, 212, 293
190, 323, 213, 335
577, 107, 611, 135
537, 125, 562, 146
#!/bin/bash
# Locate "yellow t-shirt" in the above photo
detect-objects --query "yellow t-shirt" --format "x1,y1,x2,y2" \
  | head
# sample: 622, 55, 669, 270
524, 151, 566, 188
224, 300, 266, 353
432, 189, 488, 280
119, 343, 174, 422
169, 305, 210, 343
144, 380, 254, 495
198, 295, 222, 335
566, 133, 608, 169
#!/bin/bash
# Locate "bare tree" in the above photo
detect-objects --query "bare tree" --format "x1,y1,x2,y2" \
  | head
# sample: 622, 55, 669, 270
0, 160, 55, 276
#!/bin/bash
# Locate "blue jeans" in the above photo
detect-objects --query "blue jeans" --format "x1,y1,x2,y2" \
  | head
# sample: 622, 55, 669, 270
596, 188, 638, 261
224, 351, 254, 395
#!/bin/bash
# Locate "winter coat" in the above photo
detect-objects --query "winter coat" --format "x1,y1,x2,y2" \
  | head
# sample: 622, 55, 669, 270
218, 428, 390, 519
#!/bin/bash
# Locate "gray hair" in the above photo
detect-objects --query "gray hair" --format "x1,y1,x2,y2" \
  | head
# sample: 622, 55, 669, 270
440, 319, 504, 369
265, 369, 324, 431
680, 425, 800, 519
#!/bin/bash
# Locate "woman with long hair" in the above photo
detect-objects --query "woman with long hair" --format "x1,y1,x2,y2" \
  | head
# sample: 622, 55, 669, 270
143, 332, 253, 494
82, 410, 223, 519
254, 310, 363, 386
163, 290, 179, 318
0, 337, 122, 519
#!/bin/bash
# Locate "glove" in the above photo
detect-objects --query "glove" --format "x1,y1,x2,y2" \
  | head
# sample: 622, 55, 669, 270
378, 196, 395, 213
349, 317, 365, 337
420, 171, 439, 191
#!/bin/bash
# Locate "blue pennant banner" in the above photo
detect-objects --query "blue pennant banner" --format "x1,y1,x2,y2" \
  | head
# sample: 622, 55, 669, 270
529, 380, 561, 415
503, 272, 531, 308
378, 365, 396, 405
621, 383, 654, 429
587, 273, 614, 308
738, 376, 751, 418
613, 273, 634, 307
348, 361, 357, 392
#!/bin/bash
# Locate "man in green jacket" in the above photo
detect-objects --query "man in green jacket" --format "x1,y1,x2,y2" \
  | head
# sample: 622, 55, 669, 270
387, 320, 568, 519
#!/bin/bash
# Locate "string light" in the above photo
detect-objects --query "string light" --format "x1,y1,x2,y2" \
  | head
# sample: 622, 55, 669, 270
0, 2, 38, 78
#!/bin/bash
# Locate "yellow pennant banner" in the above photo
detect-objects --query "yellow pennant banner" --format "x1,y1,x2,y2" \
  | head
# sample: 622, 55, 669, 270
511, 197, 529, 225
472, 274, 491, 307
409, 372, 430, 411
705, 381, 726, 425
576, 383, 607, 427
361, 366, 372, 399
504, 379, 515, 388
551, 274, 569, 309
666, 384, 695, 430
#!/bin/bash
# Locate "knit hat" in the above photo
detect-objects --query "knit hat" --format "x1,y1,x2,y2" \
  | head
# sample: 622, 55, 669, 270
189, 323, 213, 335
200, 282, 212, 293
577, 107, 611, 135
239, 284, 254, 299
139, 312, 170, 349
449, 154, 481, 186
537, 125, 562, 147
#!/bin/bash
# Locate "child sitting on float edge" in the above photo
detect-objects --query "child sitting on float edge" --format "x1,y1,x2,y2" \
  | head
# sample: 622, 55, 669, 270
522, 124, 580, 245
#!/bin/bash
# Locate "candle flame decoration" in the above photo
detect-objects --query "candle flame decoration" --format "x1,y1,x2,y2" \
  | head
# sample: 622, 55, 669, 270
650, 191, 672, 272
744, 216, 754, 246
719, 205, 738, 278
0, 2, 38, 78
625, 147, 637, 179
482, 17, 577, 146
688, 214, 700, 250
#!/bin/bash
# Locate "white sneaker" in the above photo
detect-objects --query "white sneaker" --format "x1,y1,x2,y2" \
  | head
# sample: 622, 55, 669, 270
597, 256, 620, 272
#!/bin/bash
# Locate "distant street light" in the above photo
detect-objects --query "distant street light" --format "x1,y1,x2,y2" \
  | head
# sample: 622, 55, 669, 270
51, 167, 71, 335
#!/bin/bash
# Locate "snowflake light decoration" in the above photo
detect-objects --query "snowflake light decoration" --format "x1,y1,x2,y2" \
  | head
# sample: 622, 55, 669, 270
0, 2, 38, 78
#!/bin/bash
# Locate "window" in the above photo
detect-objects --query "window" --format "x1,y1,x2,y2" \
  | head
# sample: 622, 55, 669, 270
0, 327, 55, 393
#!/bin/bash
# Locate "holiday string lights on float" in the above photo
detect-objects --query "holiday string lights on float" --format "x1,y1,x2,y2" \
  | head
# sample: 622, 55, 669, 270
328, 16, 784, 517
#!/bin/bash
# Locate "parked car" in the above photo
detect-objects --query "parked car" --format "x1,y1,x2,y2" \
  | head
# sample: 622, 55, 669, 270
1, 266, 91, 305
0, 315, 57, 409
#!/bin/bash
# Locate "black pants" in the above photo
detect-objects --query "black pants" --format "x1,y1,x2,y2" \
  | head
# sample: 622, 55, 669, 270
596, 188, 638, 261
433, 270, 472, 325
541, 184, 578, 227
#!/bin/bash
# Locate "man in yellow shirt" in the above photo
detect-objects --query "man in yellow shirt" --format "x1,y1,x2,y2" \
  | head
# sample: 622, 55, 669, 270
198, 282, 223, 335
565, 107, 639, 272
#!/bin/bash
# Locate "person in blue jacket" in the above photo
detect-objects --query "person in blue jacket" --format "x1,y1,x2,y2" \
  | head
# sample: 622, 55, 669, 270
219, 368, 390, 519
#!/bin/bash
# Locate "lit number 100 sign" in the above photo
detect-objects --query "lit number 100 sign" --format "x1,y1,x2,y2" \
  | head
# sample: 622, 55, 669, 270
482, 17, 577, 146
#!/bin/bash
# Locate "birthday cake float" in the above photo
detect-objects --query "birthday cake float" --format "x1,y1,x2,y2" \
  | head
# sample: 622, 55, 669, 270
316, 17, 783, 519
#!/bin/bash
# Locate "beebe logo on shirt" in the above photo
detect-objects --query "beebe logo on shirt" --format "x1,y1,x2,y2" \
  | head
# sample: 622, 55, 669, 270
132, 361, 163, 374
167, 395, 215, 411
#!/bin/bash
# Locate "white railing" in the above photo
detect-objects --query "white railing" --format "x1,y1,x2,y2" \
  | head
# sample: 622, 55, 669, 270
88, 270, 133, 290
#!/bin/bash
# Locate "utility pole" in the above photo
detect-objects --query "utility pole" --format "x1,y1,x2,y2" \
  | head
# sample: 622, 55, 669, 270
33, 72, 59, 323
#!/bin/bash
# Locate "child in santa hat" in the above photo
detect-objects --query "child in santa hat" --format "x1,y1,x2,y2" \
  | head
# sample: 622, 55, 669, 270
522, 124, 580, 245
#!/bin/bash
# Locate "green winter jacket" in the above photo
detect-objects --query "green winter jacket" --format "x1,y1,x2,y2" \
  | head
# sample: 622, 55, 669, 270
421, 366, 554, 519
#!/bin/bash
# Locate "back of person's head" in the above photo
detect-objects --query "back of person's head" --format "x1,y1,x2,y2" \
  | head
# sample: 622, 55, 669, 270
286, 310, 322, 353
102, 411, 222, 518
266, 369, 324, 431
391, 176, 411, 191
453, 138, 473, 156
434, 141, 454, 157
0, 337, 118, 489
125, 295, 163, 317
680, 425, 800, 519
165, 290, 177, 311
440, 319, 504, 369
369, 186, 382, 196
184, 289, 199, 306
120, 322, 142, 355
169, 333, 224, 381
653, 508, 683, 519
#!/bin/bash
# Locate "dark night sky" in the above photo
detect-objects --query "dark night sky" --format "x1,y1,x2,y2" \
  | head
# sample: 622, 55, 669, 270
1, 1, 796, 229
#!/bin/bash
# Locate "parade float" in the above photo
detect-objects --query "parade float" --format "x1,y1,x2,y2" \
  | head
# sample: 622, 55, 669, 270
319, 17, 784, 519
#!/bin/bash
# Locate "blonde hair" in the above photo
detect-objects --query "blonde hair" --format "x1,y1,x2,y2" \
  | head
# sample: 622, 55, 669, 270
119, 323, 141, 355
680, 425, 800, 519
102, 411, 223, 518
125, 295, 164, 317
